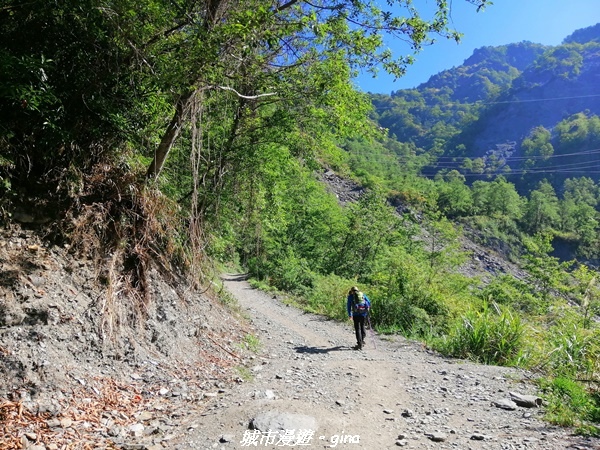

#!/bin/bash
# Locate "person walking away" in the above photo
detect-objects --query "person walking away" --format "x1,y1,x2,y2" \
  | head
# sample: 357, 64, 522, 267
347, 286, 371, 350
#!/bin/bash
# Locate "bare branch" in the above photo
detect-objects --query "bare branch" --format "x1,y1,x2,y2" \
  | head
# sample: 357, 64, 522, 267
141, 21, 190, 50
274, 0, 302, 13
303, 0, 345, 12
215, 86, 277, 99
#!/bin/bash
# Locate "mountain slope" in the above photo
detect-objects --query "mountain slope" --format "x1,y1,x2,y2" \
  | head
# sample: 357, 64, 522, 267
371, 23, 600, 191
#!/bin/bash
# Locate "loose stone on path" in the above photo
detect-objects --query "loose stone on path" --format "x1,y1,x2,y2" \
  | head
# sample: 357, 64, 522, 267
250, 410, 318, 437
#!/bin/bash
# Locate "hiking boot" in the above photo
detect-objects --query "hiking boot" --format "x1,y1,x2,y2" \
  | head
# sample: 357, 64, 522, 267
353, 344, 362, 350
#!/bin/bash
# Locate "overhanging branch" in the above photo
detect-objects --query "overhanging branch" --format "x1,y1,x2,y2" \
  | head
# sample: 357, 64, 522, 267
215, 86, 277, 99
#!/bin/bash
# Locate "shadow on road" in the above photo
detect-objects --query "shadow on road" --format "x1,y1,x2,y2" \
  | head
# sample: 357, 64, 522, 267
294, 345, 348, 354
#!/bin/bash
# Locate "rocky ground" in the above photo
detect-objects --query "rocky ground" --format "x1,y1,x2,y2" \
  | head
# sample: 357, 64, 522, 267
172, 274, 600, 450
1, 225, 600, 450
0, 225, 248, 449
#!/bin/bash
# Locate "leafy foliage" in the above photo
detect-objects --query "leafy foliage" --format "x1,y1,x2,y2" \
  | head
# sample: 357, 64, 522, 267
4, 0, 600, 434
368, 29, 600, 258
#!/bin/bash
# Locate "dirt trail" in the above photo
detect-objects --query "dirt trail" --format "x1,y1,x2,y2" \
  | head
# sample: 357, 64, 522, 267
173, 274, 599, 450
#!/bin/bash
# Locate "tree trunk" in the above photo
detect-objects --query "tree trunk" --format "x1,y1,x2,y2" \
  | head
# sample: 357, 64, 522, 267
146, 90, 195, 180
146, 0, 231, 180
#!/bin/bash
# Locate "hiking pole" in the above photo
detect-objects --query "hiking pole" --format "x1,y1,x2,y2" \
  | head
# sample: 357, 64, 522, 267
367, 315, 377, 350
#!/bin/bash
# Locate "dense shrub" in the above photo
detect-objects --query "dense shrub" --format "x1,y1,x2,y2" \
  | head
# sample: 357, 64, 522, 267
480, 274, 544, 314
304, 274, 356, 320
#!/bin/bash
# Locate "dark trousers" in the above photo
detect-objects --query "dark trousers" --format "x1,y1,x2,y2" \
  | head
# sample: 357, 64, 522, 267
353, 315, 367, 346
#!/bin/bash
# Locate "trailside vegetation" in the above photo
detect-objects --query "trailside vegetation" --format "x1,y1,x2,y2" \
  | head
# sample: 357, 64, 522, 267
2, 1, 600, 435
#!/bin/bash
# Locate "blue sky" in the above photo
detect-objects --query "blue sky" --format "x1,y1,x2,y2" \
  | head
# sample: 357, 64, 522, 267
354, 0, 600, 94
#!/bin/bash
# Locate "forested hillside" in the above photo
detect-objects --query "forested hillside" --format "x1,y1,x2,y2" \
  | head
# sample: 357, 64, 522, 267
373, 24, 600, 183
2, 1, 600, 440
365, 23, 600, 260
371, 24, 600, 188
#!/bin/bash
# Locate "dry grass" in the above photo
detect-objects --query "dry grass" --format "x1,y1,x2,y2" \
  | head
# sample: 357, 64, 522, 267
66, 163, 206, 345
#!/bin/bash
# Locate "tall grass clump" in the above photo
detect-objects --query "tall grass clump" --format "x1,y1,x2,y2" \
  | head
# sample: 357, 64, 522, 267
544, 321, 600, 379
533, 317, 600, 435
539, 377, 600, 435
436, 302, 524, 365
370, 289, 448, 337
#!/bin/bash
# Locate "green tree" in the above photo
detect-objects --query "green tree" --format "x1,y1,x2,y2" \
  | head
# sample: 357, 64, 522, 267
486, 176, 524, 219
471, 157, 486, 174
0, 0, 141, 185
533, 44, 584, 80
470, 177, 522, 220
436, 176, 473, 218
522, 181, 560, 234
330, 188, 407, 283
143, 0, 493, 180
555, 113, 600, 152
422, 214, 466, 285
563, 177, 598, 207
471, 180, 491, 215
1, 0, 491, 192
521, 126, 554, 169
522, 234, 573, 304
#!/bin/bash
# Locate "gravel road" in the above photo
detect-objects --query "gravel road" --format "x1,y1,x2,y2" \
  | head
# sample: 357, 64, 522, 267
4, 219, 598, 450
172, 274, 600, 450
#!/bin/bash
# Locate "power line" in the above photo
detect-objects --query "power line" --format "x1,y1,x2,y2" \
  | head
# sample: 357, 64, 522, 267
456, 170, 600, 178
432, 160, 600, 171
423, 147, 600, 162
349, 140, 600, 178
429, 161, 600, 175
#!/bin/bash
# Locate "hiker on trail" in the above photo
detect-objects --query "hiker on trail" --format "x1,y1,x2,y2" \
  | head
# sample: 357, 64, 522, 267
347, 286, 371, 350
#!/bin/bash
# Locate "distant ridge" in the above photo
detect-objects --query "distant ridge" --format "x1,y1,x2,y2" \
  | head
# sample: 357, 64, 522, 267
371, 22, 600, 191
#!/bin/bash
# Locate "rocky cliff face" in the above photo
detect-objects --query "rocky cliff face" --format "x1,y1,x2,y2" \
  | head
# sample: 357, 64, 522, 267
0, 224, 250, 448
468, 39, 600, 158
